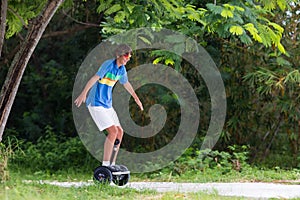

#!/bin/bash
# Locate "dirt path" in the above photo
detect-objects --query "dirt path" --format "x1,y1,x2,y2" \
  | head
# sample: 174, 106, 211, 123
36, 180, 300, 199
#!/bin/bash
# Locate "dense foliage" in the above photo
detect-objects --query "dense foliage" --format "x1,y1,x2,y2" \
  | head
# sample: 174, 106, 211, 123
0, 0, 299, 174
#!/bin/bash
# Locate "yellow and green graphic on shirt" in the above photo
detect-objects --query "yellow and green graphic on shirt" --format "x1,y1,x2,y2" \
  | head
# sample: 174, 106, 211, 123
99, 72, 121, 87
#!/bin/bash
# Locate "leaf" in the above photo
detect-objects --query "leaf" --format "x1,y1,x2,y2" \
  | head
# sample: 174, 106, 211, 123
232, 14, 244, 23
253, 33, 263, 43
268, 22, 284, 34
105, 4, 122, 15
229, 25, 244, 35
221, 9, 234, 18
6, 14, 23, 38
187, 12, 200, 22
240, 34, 253, 45
277, 43, 286, 54
206, 3, 223, 15
261, 0, 276, 11
276, 57, 291, 67
257, 24, 273, 47
223, 4, 235, 11
216, 23, 231, 38
96, 0, 114, 13
244, 23, 255, 31
114, 11, 126, 23
165, 58, 174, 66
243, 23, 263, 43
153, 57, 163, 65
138, 36, 152, 45
276, 0, 287, 11
234, 6, 245, 12
284, 70, 300, 84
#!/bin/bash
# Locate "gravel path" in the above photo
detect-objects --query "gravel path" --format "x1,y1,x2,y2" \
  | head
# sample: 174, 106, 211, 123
127, 182, 300, 199
34, 180, 300, 199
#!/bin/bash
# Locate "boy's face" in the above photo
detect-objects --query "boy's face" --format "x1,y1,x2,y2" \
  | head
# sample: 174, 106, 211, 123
118, 52, 131, 65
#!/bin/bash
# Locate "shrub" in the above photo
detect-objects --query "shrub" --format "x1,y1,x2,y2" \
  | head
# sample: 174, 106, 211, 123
0, 143, 10, 181
11, 126, 98, 172
0, 137, 22, 181
168, 145, 250, 175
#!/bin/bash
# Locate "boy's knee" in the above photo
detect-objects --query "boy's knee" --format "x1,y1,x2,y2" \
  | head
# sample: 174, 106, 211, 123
117, 126, 123, 134
107, 126, 118, 134
106, 126, 117, 140
106, 126, 123, 143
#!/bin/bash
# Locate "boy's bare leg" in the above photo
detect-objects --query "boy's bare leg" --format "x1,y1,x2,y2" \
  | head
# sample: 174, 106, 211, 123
111, 126, 123, 164
103, 125, 123, 165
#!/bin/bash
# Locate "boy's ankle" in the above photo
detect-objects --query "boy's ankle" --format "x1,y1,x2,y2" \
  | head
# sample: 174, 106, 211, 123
102, 161, 110, 166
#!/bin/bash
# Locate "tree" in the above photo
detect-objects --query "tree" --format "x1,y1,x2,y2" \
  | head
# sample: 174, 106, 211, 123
0, 0, 8, 58
95, 0, 300, 161
0, 0, 65, 141
1, 0, 298, 166
241, 2, 300, 163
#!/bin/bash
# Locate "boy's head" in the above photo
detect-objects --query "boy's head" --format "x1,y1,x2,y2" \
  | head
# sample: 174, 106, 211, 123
115, 44, 132, 58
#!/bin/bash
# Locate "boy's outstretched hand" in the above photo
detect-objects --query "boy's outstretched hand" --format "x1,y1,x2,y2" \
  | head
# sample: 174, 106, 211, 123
135, 97, 144, 111
74, 93, 86, 107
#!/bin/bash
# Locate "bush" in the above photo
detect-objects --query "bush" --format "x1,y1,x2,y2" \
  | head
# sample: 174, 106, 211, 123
0, 143, 10, 181
139, 145, 251, 180
11, 126, 98, 172
0, 137, 22, 181
170, 145, 250, 175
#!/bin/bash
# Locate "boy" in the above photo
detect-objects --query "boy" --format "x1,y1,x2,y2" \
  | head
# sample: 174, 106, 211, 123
74, 44, 143, 169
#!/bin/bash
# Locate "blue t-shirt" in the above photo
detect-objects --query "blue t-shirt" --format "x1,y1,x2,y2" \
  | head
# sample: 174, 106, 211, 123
86, 59, 128, 108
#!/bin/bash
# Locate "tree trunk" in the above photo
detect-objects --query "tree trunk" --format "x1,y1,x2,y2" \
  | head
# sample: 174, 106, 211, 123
0, 0, 8, 58
0, 0, 64, 141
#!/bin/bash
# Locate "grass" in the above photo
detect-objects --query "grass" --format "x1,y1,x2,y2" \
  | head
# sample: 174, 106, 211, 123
8, 165, 300, 184
1, 167, 300, 200
1, 183, 249, 200
1, 173, 249, 200
133, 167, 300, 184
1, 135, 300, 199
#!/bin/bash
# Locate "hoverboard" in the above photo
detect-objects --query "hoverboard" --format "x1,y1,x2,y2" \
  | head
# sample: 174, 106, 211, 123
93, 139, 130, 186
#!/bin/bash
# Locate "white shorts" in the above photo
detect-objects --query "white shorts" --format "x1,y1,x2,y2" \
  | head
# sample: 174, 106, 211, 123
88, 105, 121, 131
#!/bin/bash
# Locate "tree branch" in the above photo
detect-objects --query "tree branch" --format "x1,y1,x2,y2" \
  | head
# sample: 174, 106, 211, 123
42, 25, 92, 38
62, 10, 100, 27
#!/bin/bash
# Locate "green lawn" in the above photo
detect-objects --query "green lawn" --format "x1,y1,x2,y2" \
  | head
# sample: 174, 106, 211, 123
1, 168, 300, 200
2, 182, 250, 200
2, 179, 250, 200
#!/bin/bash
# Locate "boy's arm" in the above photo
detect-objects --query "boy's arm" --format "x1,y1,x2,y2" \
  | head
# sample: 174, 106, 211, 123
123, 82, 144, 111
74, 74, 100, 107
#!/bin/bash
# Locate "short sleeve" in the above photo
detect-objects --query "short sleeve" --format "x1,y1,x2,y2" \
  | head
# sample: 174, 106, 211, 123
96, 59, 113, 78
119, 68, 128, 84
